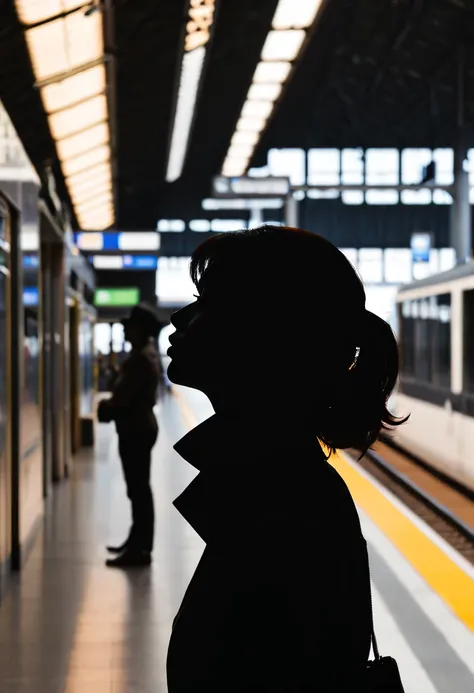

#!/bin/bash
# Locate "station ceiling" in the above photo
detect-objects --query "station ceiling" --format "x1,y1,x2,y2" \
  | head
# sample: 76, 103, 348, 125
1, 0, 474, 230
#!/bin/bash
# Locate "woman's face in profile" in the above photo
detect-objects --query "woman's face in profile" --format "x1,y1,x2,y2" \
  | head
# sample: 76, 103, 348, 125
167, 283, 238, 393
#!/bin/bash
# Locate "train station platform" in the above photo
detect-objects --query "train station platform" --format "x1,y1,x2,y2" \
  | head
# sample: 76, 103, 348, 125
0, 389, 473, 693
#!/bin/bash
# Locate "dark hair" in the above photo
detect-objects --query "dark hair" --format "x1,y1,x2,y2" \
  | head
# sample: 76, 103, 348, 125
190, 225, 407, 455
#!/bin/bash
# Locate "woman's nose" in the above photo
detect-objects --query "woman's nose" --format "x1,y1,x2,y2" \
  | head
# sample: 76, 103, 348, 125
170, 303, 194, 330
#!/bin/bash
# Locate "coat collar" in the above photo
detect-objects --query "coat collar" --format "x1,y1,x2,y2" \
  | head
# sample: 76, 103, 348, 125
172, 411, 325, 543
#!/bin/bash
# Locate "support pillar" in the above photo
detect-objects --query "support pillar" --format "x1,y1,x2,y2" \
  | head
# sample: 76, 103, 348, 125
451, 145, 471, 265
285, 194, 299, 228
249, 208, 263, 227
450, 46, 472, 264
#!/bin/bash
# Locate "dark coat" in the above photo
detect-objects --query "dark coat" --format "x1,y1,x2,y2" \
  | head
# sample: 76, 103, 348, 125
166, 413, 372, 693
99, 341, 160, 436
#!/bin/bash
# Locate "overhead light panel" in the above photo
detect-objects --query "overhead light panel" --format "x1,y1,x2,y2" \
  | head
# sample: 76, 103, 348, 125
15, 1, 115, 229
25, 11, 103, 82
41, 65, 106, 114
62, 144, 110, 177
232, 131, 259, 146
78, 210, 114, 231
236, 116, 267, 133
70, 182, 112, 206
242, 100, 273, 119
221, 0, 323, 178
49, 94, 107, 140
15, 0, 85, 25
56, 122, 109, 161
166, 0, 217, 183
272, 0, 323, 29
247, 83, 282, 101
253, 61, 291, 84
166, 46, 205, 182
227, 144, 255, 160
66, 162, 111, 190
261, 30, 305, 61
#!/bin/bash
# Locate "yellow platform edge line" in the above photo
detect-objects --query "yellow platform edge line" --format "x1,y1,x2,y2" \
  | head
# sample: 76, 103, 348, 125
329, 449, 474, 633
172, 388, 474, 633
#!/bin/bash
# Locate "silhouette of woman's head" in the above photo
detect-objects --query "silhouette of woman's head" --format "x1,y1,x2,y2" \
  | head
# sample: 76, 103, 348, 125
168, 225, 406, 453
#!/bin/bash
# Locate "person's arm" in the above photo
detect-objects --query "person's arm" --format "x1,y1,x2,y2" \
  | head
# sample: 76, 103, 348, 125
101, 355, 154, 411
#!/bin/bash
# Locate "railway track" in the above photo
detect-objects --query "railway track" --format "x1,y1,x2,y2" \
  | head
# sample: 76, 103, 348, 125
348, 440, 474, 564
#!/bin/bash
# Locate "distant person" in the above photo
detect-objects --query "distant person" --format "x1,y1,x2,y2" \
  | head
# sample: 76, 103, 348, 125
165, 226, 407, 692
98, 303, 161, 568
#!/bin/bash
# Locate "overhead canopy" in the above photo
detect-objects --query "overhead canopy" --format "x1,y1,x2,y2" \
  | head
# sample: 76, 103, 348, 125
1, 0, 473, 230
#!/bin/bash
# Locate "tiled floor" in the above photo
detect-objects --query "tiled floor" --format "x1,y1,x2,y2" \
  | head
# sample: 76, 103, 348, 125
0, 392, 206, 693
0, 386, 472, 692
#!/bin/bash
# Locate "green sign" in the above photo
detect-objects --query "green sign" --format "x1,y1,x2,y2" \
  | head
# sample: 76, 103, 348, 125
94, 288, 140, 307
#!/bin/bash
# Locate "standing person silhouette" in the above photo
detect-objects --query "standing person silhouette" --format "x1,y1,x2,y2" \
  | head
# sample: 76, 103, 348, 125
98, 303, 161, 568
165, 226, 407, 692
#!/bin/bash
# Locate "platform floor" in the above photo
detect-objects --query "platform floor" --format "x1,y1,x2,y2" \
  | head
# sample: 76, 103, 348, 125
0, 387, 473, 693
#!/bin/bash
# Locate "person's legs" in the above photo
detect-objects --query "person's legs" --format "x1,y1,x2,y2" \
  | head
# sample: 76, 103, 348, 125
107, 430, 157, 565
127, 432, 156, 553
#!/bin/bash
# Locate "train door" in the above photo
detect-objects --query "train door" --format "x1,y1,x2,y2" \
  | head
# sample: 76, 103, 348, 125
0, 197, 12, 598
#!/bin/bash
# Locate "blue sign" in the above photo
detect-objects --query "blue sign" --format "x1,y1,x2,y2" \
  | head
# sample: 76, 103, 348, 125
23, 287, 39, 307
75, 232, 160, 252
87, 255, 158, 270
122, 255, 158, 270
411, 232, 431, 263
23, 255, 39, 268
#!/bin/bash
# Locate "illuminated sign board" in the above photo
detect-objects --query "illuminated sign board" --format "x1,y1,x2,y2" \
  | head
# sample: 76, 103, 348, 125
411, 232, 432, 263
75, 232, 160, 252
88, 255, 158, 270
23, 287, 39, 306
212, 176, 290, 198
94, 288, 140, 307
23, 255, 39, 268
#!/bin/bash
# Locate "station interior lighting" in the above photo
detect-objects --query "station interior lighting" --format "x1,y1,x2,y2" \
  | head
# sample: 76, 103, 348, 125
222, 0, 323, 178
14, 0, 114, 230
166, 0, 217, 183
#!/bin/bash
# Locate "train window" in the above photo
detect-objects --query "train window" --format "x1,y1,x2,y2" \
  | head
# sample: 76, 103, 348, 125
399, 301, 415, 376
399, 293, 451, 389
463, 289, 474, 394
432, 294, 451, 389
414, 301, 431, 382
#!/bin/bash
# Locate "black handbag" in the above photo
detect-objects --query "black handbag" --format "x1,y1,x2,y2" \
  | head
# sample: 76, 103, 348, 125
366, 545, 406, 693
97, 399, 115, 423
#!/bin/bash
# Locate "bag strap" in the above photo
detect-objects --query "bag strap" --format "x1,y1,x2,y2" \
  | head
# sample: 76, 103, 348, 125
364, 538, 380, 660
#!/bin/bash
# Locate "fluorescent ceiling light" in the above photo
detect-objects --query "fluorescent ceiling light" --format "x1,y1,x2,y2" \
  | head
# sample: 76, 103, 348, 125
222, 160, 248, 177
70, 183, 112, 206
166, 46, 205, 182
15, 0, 84, 25
261, 30, 305, 61
247, 83, 282, 101
232, 131, 259, 146
41, 65, 106, 114
66, 161, 110, 187
253, 61, 291, 84
227, 144, 255, 160
78, 211, 114, 231
77, 193, 113, 215
62, 144, 110, 177
272, 0, 323, 29
56, 122, 109, 161
49, 94, 107, 139
25, 11, 103, 82
242, 100, 273, 119
236, 115, 267, 132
